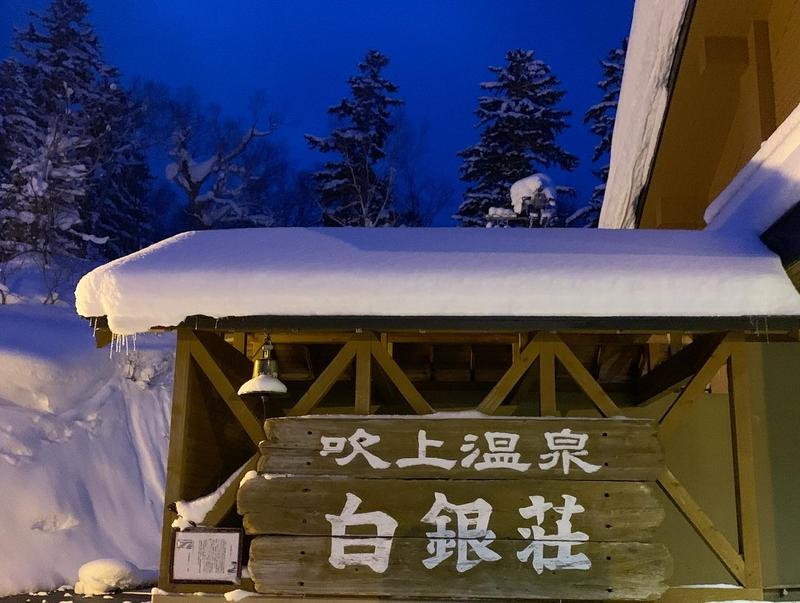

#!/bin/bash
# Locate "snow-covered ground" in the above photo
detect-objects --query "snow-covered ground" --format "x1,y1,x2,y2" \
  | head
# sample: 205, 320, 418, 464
0, 259, 174, 595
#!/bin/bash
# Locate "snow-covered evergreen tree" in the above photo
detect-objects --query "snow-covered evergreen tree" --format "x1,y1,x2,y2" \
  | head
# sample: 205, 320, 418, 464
0, 84, 96, 262
455, 49, 578, 227
0, 60, 41, 261
576, 38, 627, 226
0, 0, 151, 259
305, 50, 403, 226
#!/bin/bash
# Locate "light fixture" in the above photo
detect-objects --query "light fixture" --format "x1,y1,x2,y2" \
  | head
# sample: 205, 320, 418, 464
238, 335, 287, 397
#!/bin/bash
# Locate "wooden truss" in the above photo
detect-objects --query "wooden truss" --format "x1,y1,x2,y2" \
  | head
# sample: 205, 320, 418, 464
159, 328, 764, 601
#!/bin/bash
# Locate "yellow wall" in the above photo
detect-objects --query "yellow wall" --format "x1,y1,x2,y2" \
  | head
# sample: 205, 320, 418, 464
640, 0, 800, 229
651, 343, 800, 589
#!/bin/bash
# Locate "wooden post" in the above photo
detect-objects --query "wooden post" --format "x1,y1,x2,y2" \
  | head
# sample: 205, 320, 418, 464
158, 329, 194, 589
355, 341, 372, 414
728, 338, 763, 593
539, 343, 557, 416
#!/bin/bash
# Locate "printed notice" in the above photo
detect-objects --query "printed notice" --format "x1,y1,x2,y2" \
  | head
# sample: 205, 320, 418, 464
171, 529, 242, 583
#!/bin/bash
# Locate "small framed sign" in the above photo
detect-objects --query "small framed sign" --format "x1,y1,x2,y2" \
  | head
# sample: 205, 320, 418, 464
170, 527, 243, 584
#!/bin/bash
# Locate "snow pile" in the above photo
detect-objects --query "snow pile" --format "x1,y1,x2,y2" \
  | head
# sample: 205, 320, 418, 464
171, 459, 249, 530
705, 100, 800, 236
599, 0, 692, 229
76, 227, 800, 335
74, 559, 151, 596
0, 260, 174, 595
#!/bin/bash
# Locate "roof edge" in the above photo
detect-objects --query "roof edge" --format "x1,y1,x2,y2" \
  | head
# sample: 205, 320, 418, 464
631, 0, 697, 227
88, 314, 800, 336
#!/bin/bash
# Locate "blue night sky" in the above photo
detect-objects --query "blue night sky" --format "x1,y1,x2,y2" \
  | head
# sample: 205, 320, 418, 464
1, 0, 634, 223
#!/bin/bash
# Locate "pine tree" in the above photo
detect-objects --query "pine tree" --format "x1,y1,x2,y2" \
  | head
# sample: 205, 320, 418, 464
0, 59, 46, 262
0, 84, 95, 262
305, 50, 403, 226
455, 49, 578, 227
1, 0, 151, 259
580, 38, 627, 224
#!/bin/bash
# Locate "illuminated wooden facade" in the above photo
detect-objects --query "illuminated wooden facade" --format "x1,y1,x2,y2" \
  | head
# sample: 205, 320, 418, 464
143, 319, 799, 602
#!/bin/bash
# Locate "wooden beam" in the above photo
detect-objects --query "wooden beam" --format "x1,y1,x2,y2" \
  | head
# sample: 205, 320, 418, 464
287, 342, 357, 416
229, 332, 247, 354
189, 331, 264, 445
636, 332, 729, 406
658, 467, 746, 585
728, 340, 763, 591
658, 341, 731, 438
553, 337, 621, 417
539, 343, 557, 416
370, 340, 434, 415
354, 341, 371, 414
203, 452, 259, 526
477, 333, 546, 415
158, 329, 194, 589
658, 587, 764, 603
668, 331, 683, 356
172, 313, 800, 334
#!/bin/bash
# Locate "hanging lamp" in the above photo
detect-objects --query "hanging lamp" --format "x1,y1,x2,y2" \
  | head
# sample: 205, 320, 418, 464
238, 335, 287, 397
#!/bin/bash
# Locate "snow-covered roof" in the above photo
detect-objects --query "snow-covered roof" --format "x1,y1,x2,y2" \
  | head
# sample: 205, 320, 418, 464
598, 0, 692, 229
75, 227, 800, 335
705, 101, 800, 237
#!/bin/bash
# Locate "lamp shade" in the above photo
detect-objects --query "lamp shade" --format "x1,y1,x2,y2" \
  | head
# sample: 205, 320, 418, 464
238, 373, 287, 396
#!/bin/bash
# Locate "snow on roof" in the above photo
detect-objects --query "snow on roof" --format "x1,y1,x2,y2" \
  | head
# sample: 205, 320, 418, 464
598, 0, 692, 229
704, 100, 800, 236
75, 227, 800, 335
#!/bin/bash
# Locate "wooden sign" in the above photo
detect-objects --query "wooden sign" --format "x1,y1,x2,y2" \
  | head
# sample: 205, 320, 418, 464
239, 416, 671, 601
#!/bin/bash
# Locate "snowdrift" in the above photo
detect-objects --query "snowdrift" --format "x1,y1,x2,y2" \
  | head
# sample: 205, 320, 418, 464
0, 262, 174, 595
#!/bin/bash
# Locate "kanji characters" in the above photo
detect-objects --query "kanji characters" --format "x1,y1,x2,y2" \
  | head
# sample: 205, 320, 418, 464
318, 427, 603, 476
459, 432, 532, 471
538, 428, 601, 475
325, 492, 398, 573
396, 429, 457, 469
319, 428, 391, 469
516, 494, 591, 574
323, 490, 594, 576
421, 492, 501, 572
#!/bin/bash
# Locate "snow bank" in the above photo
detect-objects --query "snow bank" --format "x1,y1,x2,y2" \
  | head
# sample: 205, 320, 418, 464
705, 100, 800, 236
0, 261, 174, 595
0, 304, 114, 413
599, 0, 691, 229
76, 227, 800, 335
74, 559, 148, 596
